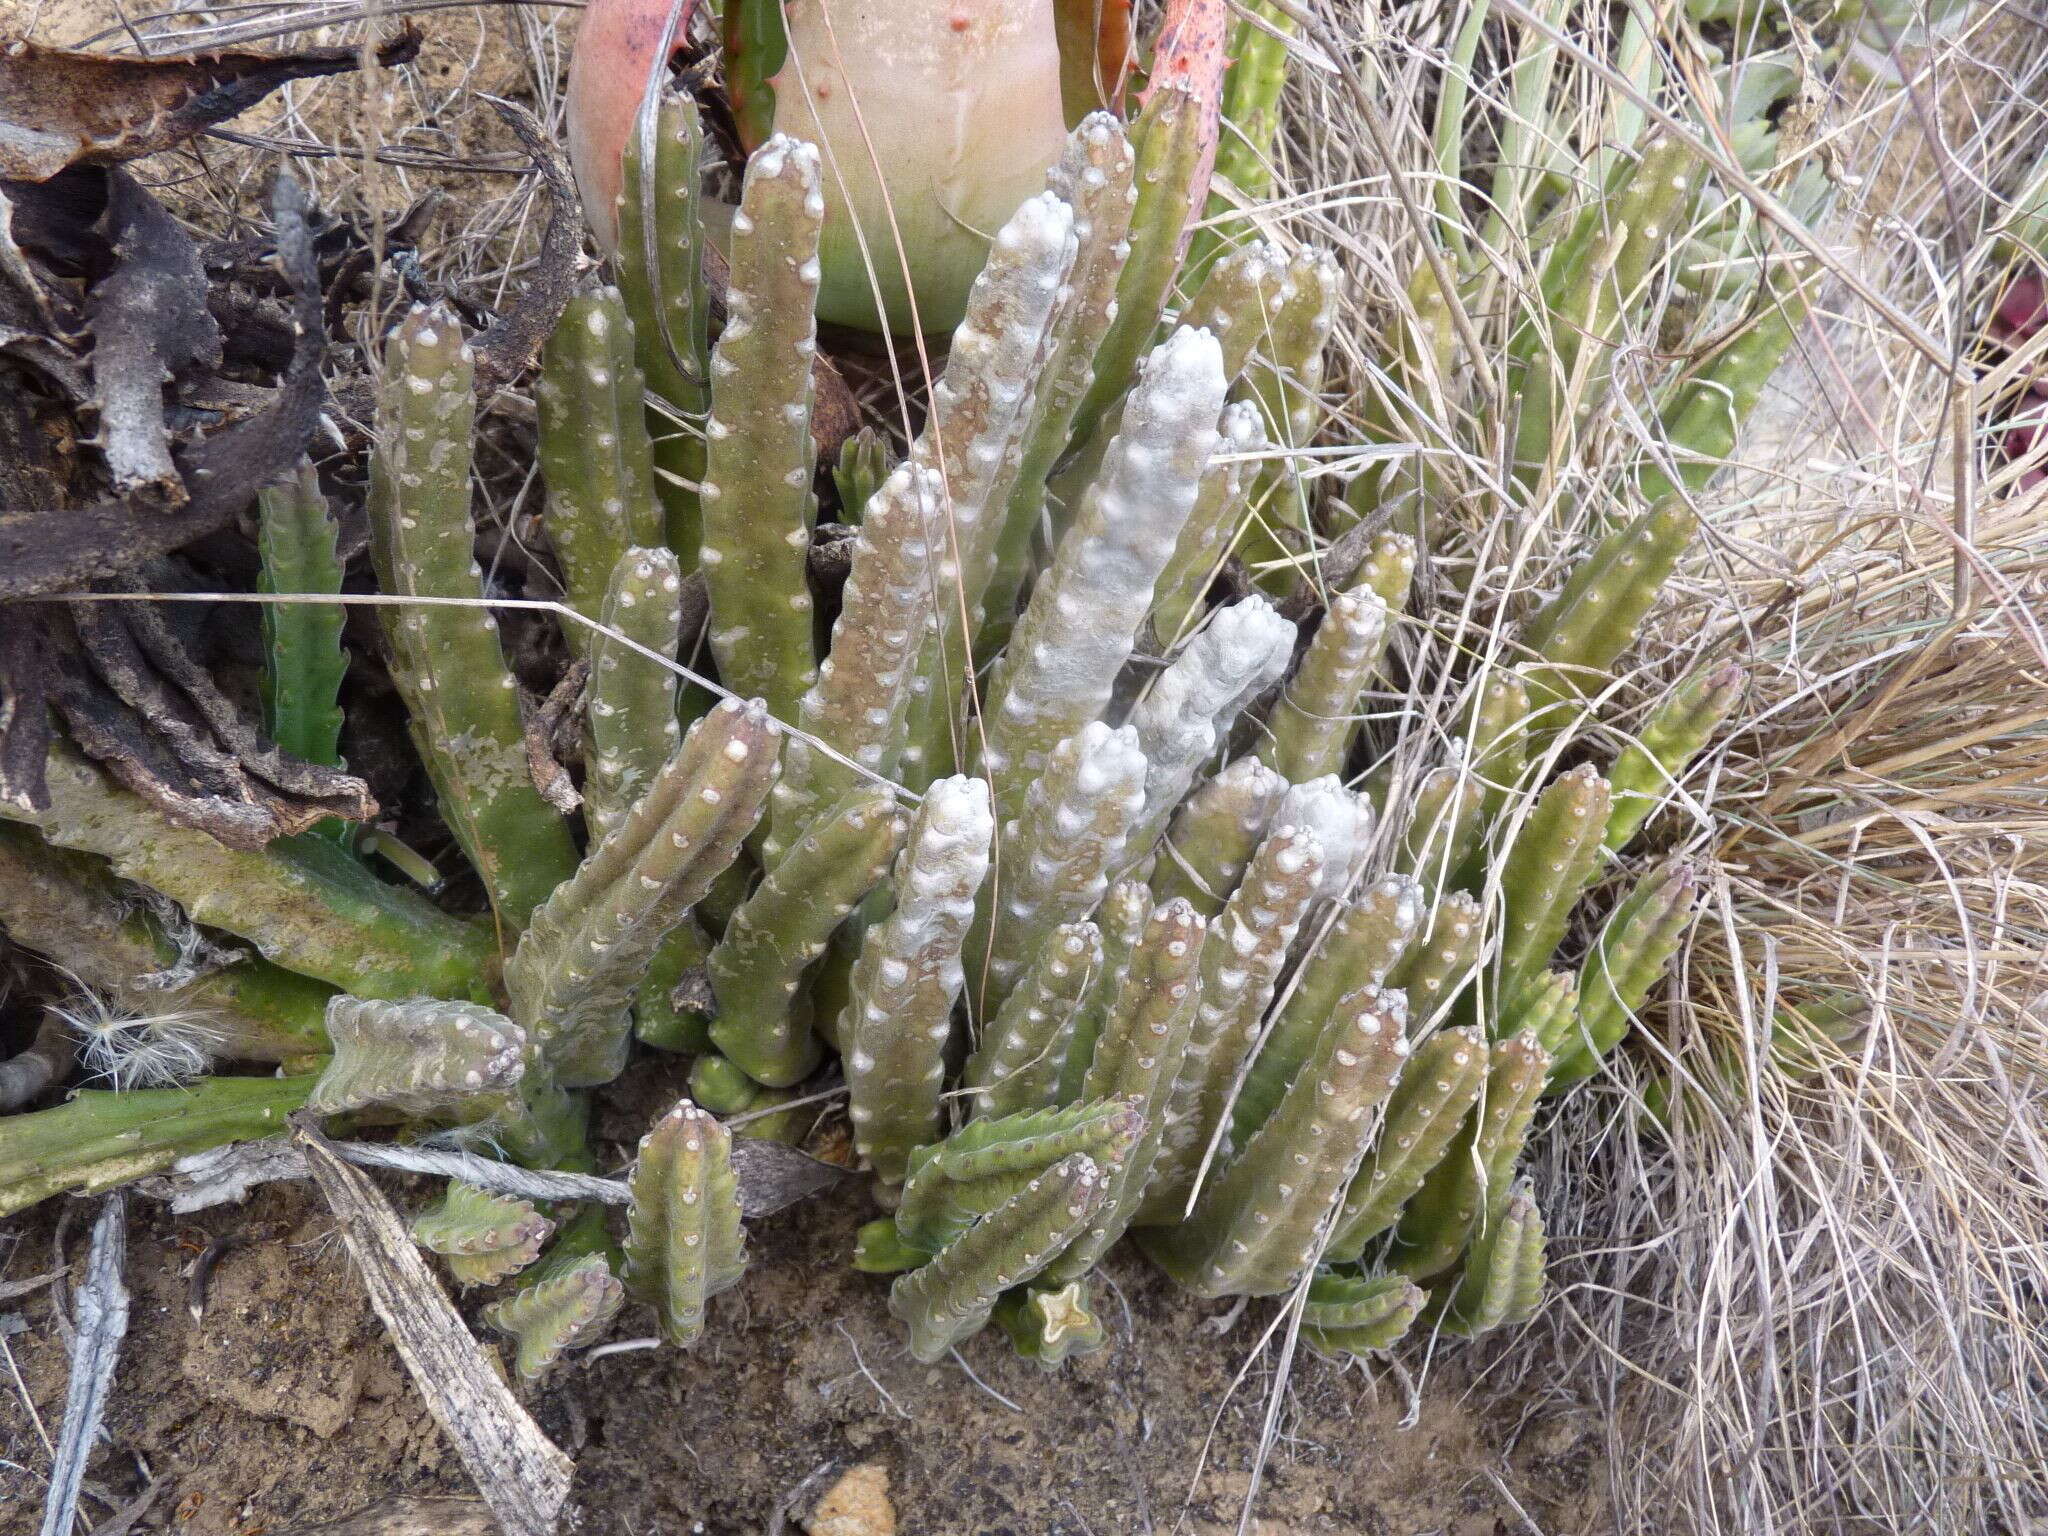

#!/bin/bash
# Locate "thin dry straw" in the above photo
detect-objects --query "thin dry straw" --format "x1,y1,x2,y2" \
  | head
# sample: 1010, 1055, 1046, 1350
1484, 0, 1958, 386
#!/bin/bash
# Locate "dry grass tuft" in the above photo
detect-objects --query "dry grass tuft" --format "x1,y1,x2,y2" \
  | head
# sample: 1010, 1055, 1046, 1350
1260, 0, 2048, 1528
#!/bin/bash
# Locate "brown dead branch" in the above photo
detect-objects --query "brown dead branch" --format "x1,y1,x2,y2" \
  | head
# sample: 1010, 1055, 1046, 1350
0, 29, 423, 182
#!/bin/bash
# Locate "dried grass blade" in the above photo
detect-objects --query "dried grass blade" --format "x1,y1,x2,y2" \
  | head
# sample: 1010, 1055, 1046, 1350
39, 1192, 129, 1536
294, 1120, 573, 1536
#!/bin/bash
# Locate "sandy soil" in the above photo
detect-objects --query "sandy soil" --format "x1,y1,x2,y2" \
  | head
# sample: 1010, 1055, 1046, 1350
0, 1170, 1609, 1536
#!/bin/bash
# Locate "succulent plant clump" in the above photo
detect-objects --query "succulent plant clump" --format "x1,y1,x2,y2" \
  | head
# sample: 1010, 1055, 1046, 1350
0, 2, 1816, 1382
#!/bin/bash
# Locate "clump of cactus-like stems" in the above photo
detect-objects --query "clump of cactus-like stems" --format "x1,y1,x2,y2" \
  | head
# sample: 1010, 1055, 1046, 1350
0, 8, 1819, 1379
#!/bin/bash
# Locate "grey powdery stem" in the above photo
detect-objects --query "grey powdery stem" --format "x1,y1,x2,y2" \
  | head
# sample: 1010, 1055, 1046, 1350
965, 721, 1146, 1007
1123, 597, 1297, 857
979, 327, 1229, 825
844, 776, 995, 1184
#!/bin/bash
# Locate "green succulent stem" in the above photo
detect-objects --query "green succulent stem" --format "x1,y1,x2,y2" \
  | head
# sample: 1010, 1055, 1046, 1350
1427, 1186, 1546, 1335
624, 1100, 749, 1347
1149, 757, 1288, 917
525, 1198, 621, 1274
1183, 1, 1296, 289
309, 995, 525, 1118
1509, 135, 1701, 488
1040, 898, 1206, 1288
1152, 400, 1265, 646
895, 191, 1079, 786
833, 427, 892, 521
1301, 1270, 1426, 1358
1055, 880, 1152, 1104
1125, 598, 1296, 847
1230, 876, 1423, 1147
1346, 530, 1419, 617
584, 547, 685, 841
1552, 856, 1698, 1085
1468, 670, 1533, 835
0, 822, 335, 1060
980, 114, 1139, 665
1492, 765, 1613, 1014
492, 1083, 597, 1176
483, 1251, 624, 1380
537, 288, 664, 661
1141, 822, 1325, 1224
844, 777, 994, 1184
766, 462, 941, 862
700, 135, 823, 724
1341, 269, 1455, 533
981, 327, 1228, 826
1391, 762, 1487, 898
508, 697, 781, 1088
1179, 244, 1288, 381
634, 916, 715, 1054
734, 1086, 805, 1145
0, 1073, 316, 1220
1236, 250, 1340, 585
1606, 663, 1742, 851
1064, 83, 1211, 455
1257, 587, 1390, 783
256, 463, 349, 845
888, 1152, 1109, 1362
1641, 272, 1812, 505
896, 1097, 1143, 1254
1147, 985, 1410, 1296
1501, 968, 1581, 1055
1390, 1032, 1551, 1280
688, 1054, 762, 1115
709, 787, 906, 1088
1519, 501, 1698, 743
1236, 246, 1335, 460
367, 303, 577, 930
1326, 1026, 1491, 1261
965, 722, 1146, 1010
413, 1181, 552, 1287
854, 1217, 930, 1275
964, 921, 1103, 1120
721, 0, 786, 149
1385, 890, 1484, 1020
11, 746, 495, 1003
615, 83, 712, 563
